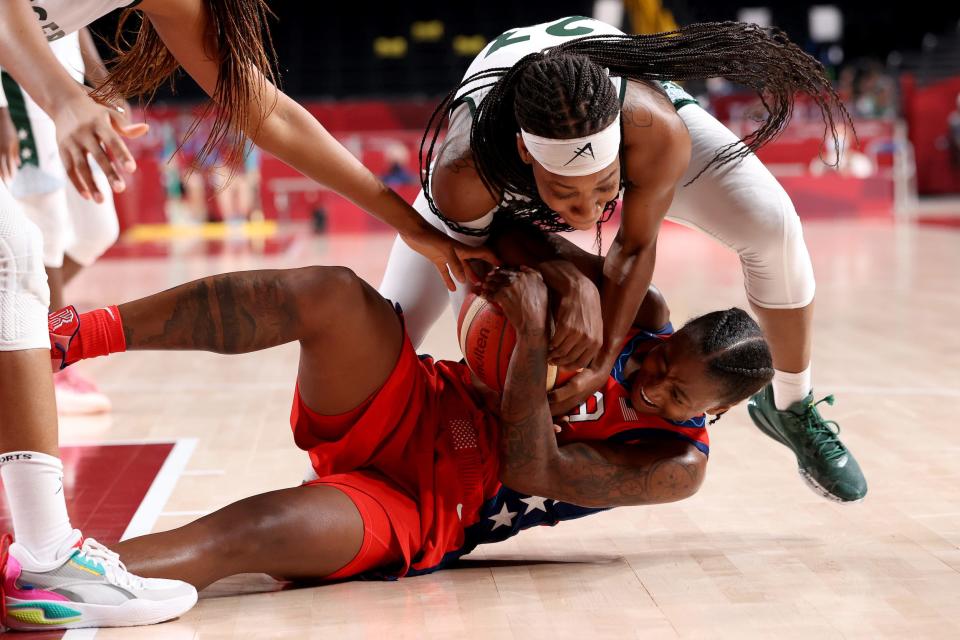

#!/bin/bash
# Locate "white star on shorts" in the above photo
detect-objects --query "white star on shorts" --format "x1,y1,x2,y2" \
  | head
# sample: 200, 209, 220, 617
488, 503, 517, 530
519, 495, 548, 514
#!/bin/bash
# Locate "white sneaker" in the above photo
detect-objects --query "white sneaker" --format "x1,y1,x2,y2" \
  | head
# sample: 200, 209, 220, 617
2, 532, 197, 631
54, 368, 112, 415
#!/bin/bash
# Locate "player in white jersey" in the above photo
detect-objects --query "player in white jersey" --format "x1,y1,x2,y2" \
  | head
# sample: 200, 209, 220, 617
0, 0, 493, 631
1, 29, 119, 415
379, 16, 867, 502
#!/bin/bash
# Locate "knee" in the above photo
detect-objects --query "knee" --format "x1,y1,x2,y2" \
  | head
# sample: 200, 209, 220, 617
288, 266, 370, 321
0, 215, 46, 291
730, 183, 806, 264
733, 185, 815, 307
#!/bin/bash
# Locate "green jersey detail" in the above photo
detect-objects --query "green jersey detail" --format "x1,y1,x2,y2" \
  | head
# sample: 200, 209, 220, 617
0, 72, 39, 168
484, 30, 531, 59
544, 16, 595, 37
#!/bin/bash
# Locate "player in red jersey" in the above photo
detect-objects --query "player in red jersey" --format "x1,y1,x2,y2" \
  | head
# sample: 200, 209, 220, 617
39, 230, 773, 588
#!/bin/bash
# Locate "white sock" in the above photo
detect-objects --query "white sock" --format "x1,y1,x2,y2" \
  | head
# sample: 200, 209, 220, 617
771, 366, 813, 411
0, 451, 76, 563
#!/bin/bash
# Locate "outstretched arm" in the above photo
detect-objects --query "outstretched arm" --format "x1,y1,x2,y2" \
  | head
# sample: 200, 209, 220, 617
0, 2, 144, 200
51, 269, 315, 372
484, 268, 705, 508
141, 0, 496, 290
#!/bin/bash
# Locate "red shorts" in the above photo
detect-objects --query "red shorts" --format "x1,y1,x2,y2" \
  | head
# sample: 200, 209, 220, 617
292, 331, 501, 579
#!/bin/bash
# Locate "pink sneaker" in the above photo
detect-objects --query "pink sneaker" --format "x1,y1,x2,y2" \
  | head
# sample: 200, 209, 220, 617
54, 368, 112, 416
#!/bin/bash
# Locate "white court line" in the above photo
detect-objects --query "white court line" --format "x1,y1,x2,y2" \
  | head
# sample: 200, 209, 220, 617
121, 438, 198, 541
180, 469, 226, 476
64, 439, 196, 640
826, 385, 960, 398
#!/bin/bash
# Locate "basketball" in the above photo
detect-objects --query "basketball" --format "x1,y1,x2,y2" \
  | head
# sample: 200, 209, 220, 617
457, 292, 576, 393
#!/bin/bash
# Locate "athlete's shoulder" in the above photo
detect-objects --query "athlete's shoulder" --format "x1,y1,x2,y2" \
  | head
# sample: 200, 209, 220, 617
431, 117, 498, 223
621, 82, 691, 188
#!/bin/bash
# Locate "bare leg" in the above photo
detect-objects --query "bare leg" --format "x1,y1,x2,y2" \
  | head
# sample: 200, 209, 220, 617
751, 302, 813, 373
60, 256, 82, 285
116, 266, 404, 414
115, 485, 366, 590
108, 268, 411, 587
45, 266, 64, 312
0, 349, 59, 456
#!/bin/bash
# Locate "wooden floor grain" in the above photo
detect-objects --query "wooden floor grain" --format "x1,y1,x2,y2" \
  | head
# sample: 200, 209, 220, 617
56, 220, 959, 639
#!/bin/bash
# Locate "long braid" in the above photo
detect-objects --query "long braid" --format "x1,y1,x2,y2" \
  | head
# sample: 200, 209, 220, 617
97, 0, 279, 170
421, 21, 853, 236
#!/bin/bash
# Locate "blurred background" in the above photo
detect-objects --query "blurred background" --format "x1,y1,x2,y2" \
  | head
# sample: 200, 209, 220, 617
87, 0, 960, 255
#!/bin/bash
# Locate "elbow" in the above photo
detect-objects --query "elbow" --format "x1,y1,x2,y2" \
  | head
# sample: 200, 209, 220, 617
670, 449, 708, 501
497, 453, 556, 497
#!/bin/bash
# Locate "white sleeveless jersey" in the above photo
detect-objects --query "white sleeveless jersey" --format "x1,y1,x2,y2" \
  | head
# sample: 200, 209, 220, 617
453, 16, 696, 120
455, 17, 627, 112
28, 0, 141, 42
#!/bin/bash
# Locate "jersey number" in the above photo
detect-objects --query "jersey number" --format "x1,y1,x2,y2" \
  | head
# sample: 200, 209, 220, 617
566, 391, 605, 423
485, 17, 596, 58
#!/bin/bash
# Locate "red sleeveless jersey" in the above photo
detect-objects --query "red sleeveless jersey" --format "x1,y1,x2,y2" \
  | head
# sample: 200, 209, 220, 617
405, 325, 710, 576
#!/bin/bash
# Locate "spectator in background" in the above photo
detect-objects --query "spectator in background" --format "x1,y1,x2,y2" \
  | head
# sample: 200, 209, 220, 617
948, 93, 960, 168
836, 66, 856, 104
380, 142, 417, 187
852, 62, 898, 119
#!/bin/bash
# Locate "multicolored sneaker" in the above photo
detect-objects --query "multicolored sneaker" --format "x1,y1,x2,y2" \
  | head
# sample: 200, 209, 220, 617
54, 367, 112, 416
1, 532, 197, 631
748, 385, 867, 502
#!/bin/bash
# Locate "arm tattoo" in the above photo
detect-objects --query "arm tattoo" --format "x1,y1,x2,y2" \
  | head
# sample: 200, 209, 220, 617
621, 100, 653, 129
499, 329, 556, 486
447, 153, 476, 175
545, 442, 705, 508
121, 270, 303, 353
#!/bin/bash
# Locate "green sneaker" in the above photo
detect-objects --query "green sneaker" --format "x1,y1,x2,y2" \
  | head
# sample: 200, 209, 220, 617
748, 385, 867, 502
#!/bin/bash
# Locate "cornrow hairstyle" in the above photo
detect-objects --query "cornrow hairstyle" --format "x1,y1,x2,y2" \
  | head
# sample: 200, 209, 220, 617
421, 21, 854, 237
679, 307, 774, 405
94, 0, 279, 171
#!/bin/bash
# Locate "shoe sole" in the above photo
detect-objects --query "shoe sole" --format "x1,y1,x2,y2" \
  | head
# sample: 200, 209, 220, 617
798, 468, 865, 504
750, 405, 864, 504
4, 591, 198, 630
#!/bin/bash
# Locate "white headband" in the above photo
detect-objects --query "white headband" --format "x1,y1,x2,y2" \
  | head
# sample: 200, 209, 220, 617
520, 114, 621, 177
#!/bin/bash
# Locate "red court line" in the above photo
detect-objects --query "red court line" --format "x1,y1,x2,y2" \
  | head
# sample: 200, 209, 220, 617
1, 443, 175, 639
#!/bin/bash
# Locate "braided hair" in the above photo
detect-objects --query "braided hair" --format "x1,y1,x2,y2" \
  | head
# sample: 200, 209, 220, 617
421, 21, 853, 236
680, 307, 774, 406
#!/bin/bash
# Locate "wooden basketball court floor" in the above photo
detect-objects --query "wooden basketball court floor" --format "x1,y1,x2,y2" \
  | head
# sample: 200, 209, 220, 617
7, 218, 960, 639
